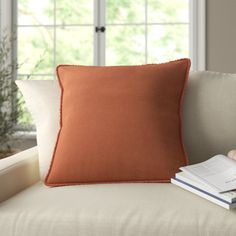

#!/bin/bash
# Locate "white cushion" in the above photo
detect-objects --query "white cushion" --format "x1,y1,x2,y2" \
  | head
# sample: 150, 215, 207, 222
0, 182, 236, 236
16, 80, 60, 179
183, 71, 236, 164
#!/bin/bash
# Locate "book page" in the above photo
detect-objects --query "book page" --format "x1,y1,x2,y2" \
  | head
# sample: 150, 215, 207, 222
180, 155, 236, 193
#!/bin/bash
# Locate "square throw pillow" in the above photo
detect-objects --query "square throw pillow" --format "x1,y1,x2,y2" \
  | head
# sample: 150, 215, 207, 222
16, 80, 60, 179
45, 59, 191, 186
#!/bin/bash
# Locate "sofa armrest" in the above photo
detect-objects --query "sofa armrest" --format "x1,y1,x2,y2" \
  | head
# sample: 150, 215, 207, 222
0, 146, 40, 203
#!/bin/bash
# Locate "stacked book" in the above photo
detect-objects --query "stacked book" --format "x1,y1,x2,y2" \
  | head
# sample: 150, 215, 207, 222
171, 155, 236, 210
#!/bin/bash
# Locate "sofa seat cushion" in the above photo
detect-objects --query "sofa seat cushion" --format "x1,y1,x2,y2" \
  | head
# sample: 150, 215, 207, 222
0, 182, 236, 236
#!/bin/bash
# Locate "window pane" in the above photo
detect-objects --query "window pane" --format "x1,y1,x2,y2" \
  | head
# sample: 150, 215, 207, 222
106, 26, 145, 65
56, 0, 94, 25
148, 0, 189, 23
147, 25, 188, 63
18, 0, 53, 25
56, 27, 93, 65
106, 0, 145, 24
18, 27, 54, 74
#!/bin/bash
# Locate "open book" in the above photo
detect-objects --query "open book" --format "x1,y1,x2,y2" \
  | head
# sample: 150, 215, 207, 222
180, 155, 236, 193
171, 155, 236, 209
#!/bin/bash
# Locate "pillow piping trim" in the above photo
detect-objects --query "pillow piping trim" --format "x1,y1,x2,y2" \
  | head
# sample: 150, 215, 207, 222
178, 59, 191, 166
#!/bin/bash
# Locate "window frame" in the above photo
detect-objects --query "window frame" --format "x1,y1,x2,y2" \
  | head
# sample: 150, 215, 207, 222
1, 0, 205, 72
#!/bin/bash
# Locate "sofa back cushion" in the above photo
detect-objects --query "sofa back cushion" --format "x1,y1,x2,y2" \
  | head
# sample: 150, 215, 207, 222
45, 59, 190, 186
17, 70, 236, 180
183, 71, 236, 164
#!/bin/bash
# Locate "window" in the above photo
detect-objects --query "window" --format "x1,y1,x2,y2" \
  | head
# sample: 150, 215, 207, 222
1, 0, 206, 74
0, 0, 205, 124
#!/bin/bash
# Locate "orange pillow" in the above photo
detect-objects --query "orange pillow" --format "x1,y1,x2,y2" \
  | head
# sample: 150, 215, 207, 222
45, 59, 191, 186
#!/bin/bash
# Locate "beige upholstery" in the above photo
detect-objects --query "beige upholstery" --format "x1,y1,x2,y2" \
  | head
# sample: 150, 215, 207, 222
0, 181, 236, 236
0, 147, 39, 203
184, 71, 236, 164
1, 150, 236, 236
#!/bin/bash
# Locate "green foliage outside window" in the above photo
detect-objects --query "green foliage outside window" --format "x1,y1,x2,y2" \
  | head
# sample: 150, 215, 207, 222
0, 33, 21, 155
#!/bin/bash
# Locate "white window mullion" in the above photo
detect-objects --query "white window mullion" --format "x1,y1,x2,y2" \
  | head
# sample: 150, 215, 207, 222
94, 0, 105, 66
0, 0, 13, 36
93, 0, 99, 66
189, 0, 206, 71
99, 0, 105, 66
145, 0, 148, 64
53, 0, 56, 78
0, 0, 17, 80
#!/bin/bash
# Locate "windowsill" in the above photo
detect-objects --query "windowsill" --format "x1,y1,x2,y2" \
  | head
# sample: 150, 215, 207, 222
2, 131, 37, 156
13, 131, 36, 140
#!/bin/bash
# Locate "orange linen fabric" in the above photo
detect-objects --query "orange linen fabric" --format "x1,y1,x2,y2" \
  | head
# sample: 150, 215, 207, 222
45, 59, 191, 186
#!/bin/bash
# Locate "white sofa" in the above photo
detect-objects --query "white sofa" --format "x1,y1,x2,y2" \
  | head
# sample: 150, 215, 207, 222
1, 71, 236, 236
